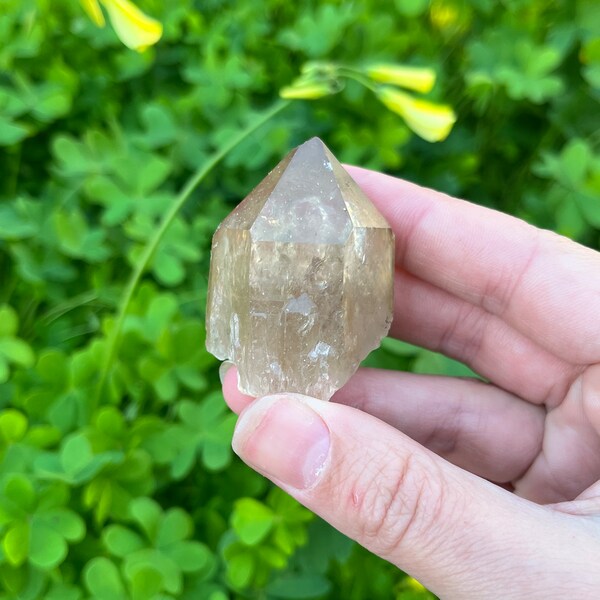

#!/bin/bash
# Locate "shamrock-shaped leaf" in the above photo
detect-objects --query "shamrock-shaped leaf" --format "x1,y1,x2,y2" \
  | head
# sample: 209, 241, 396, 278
231, 499, 275, 546
101, 498, 212, 596
35, 432, 124, 485
170, 392, 236, 477
28, 508, 85, 569
0, 199, 38, 241
0, 475, 85, 571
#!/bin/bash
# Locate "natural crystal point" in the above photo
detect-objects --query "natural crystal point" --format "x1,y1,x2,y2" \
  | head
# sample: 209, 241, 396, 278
206, 137, 394, 400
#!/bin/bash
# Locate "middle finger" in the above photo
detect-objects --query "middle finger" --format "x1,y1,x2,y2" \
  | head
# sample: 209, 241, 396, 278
391, 268, 581, 406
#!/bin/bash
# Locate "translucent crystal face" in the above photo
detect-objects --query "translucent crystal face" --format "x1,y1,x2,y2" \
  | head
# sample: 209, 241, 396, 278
249, 140, 353, 244
206, 137, 394, 400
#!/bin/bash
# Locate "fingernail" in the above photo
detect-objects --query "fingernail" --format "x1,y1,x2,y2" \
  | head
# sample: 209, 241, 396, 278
219, 360, 233, 384
232, 395, 330, 490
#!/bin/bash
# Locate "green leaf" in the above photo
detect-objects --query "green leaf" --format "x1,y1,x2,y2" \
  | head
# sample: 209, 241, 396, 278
129, 564, 164, 600
29, 522, 68, 569
36, 350, 69, 385
413, 349, 478, 377
129, 497, 162, 541
134, 155, 172, 196
577, 189, 600, 228
0, 115, 28, 145
380, 337, 420, 356
37, 508, 85, 542
47, 391, 81, 433
3, 521, 30, 566
394, 0, 429, 17
85, 176, 134, 226
137, 104, 178, 149
0, 409, 28, 443
60, 433, 93, 476
156, 508, 192, 547
152, 250, 186, 287
232, 498, 275, 545
44, 583, 82, 600
560, 139, 591, 186
95, 406, 125, 438
296, 519, 354, 574
162, 540, 212, 573
0, 203, 37, 241
0, 357, 8, 383
52, 135, 94, 175
53, 209, 87, 252
265, 574, 332, 598
103, 525, 146, 557
0, 305, 19, 337
0, 337, 35, 367
53, 208, 110, 262
34, 84, 71, 121
83, 478, 114, 525
84, 557, 127, 600
145, 294, 178, 341
203, 437, 232, 471
227, 551, 254, 588
4, 473, 35, 511
124, 549, 181, 595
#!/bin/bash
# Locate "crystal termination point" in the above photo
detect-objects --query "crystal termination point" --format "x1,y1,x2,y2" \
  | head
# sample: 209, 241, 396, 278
206, 137, 394, 400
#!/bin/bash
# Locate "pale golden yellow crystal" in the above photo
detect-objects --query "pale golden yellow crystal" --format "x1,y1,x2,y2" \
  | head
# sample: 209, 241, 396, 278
206, 137, 394, 400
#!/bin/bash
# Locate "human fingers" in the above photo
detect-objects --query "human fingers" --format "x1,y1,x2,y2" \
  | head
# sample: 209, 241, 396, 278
232, 393, 600, 598
513, 364, 600, 503
220, 362, 252, 413
347, 166, 600, 365
222, 364, 544, 482
390, 268, 580, 405
332, 368, 544, 483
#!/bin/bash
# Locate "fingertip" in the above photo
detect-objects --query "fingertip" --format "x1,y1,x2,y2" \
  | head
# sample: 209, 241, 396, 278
221, 364, 254, 414
344, 164, 381, 189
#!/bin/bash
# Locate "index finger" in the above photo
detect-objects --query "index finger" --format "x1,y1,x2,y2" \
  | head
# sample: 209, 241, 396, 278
347, 166, 600, 365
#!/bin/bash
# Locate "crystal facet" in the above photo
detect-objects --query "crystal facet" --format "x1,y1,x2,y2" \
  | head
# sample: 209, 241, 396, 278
206, 137, 394, 400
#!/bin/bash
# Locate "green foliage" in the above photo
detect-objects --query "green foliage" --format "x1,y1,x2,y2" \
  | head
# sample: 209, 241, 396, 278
224, 490, 313, 589
0, 0, 598, 599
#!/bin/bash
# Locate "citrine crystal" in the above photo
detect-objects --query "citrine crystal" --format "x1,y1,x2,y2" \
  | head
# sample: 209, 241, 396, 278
206, 137, 394, 400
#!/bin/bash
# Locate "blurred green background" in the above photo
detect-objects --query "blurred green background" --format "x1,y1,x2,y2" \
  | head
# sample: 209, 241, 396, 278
0, 0, 599, 598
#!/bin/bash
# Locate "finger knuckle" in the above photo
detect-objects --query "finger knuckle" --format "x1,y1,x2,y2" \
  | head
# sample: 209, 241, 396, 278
343, 446, 447, 557
438, 301, 489, 365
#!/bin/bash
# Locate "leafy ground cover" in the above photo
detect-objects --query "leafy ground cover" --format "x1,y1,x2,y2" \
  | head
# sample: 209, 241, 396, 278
0, 1, 598, 598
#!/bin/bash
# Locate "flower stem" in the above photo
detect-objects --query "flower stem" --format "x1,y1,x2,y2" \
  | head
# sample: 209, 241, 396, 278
94, 98, 292, 407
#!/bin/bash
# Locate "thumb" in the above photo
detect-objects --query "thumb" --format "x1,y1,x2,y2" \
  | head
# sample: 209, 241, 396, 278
232, 393, 590, 599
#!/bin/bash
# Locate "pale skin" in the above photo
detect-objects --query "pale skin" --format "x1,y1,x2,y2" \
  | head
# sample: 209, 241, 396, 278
222, 167, 600, 599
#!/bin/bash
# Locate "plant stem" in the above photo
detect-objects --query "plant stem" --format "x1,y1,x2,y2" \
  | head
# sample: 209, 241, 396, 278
94, 98, 292, 406
337, 68, 379, 93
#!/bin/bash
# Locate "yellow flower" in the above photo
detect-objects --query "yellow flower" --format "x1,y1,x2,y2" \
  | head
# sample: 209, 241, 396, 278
366, 64, 436, 93
280, 80, 332, 100
377, 88, 456, 142
80, 0, 162, 52
80, 0, 105, 26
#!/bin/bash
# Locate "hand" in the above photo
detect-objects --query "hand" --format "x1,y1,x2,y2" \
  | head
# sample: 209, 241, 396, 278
221, 167, 600, 599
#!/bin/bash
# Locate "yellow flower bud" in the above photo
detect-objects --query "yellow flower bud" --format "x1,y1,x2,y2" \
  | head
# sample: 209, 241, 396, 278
366, 64, 436, 93
80, 0, 105, 27
377, 88, 456, 142
279, 81, 332, 100
101, 0, 162, 52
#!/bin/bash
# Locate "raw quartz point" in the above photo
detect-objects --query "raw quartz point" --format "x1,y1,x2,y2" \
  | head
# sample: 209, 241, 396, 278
206, 137, 394, 400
